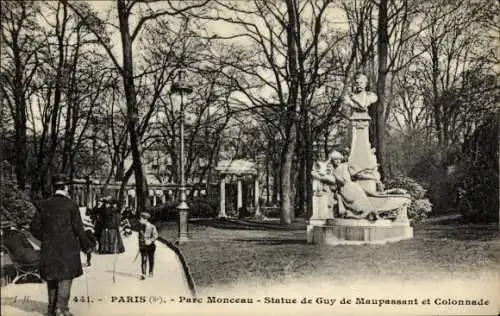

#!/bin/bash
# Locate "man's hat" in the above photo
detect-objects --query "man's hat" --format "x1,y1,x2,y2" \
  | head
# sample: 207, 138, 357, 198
53, 174, 69, 185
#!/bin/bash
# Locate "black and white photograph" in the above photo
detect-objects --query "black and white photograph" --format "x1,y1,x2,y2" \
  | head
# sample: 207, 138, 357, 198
0, 0, 498, 315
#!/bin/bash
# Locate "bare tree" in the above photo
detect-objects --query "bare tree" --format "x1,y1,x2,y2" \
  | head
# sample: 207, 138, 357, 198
69, 0, 210, 213
1, 0, 42, 189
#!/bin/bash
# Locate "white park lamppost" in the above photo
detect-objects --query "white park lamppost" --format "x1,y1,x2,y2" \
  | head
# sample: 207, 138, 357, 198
171, 69, 193, 243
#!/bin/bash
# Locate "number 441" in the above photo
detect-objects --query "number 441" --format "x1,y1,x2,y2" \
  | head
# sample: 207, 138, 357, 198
73, 296, 91, 303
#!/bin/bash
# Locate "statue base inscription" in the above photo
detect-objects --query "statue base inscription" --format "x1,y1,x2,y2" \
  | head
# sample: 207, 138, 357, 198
307, 218, 413, 245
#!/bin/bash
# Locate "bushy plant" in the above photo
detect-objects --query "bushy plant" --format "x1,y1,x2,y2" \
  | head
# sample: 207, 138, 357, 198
385, 176, 433, 222
149, 201, 178, 222
189, 199, 217, 218
148, 197, 218, 222
454, 113, 499, 223
0, 161, 36, 227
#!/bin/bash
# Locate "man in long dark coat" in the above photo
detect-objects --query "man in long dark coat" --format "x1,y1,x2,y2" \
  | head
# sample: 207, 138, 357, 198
30, 174, 91, 316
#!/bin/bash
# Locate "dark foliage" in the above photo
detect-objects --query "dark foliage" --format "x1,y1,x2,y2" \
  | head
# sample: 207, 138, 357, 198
455, 112, 499, 223
0, 161, 37, 227
148, 197, 218, 222
385, 176, 433, 222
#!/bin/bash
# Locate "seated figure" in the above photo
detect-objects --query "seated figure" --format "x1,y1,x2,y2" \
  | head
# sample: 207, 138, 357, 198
3, 226, 40, 264
312, 151, 411, 222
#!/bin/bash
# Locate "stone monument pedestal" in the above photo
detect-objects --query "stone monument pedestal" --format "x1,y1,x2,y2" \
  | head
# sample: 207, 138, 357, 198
307, 74, 415, 246
307, 218, 413, 245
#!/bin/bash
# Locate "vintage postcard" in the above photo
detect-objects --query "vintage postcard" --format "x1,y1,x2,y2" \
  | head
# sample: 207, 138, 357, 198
1, 0, 498, 315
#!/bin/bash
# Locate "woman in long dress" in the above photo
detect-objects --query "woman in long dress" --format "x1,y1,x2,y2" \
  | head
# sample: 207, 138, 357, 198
99, 200, 125, 254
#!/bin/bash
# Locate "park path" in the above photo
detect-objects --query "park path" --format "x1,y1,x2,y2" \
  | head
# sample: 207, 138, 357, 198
1, 208, 193, 316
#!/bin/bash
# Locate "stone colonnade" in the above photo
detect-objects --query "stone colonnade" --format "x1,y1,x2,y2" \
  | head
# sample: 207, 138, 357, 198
70, 181, 207, 211
218, 174, 261, 218
215, 159, 262, 219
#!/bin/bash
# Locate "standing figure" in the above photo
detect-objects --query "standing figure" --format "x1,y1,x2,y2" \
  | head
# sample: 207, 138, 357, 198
311, 160, 336, 220
92, 197, 108, 252
138, 212, 158, 280
98, 199, 125, 254
81, 210, 98, 267
30, 174, 92, 316
84, 228, 97, 267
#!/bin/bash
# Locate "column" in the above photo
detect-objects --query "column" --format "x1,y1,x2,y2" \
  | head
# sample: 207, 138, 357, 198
254, 176, 263, 218
218, 175, 227, 218
85, 186, 90, 209
237, 178, 243, 210
73, 186, 78, 205
92, 189, 97, 208
88, 184, 95, 208
78, 187, 83, 206
153, 193, 157, 206
134, 194, 138, 213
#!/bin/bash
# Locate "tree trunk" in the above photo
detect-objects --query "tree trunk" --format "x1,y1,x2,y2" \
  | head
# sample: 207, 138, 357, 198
13, 45, 27, 190
117, 0, 149, 214
14, 97, 27, 190
280, 0, 301, 225
431, 37, 443, 145
375, 0, 389, 181
295, 135, 305, 216
272, 160, 279, 203
280, 135, 296, 225
304, 130, 313, 219
265, 152, 270, 204
47, 0, 68, 189
61, 34, 80, 174
118, 166, 134, 209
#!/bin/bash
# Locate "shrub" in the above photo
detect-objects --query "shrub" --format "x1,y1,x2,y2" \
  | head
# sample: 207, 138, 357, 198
149, 197, 218, 222
385, 176, 426, 199
385, 176, 433, 222
453, 113, 498, 223
149, 201, 178, 222
0, 161, 36, 227
189, 199, 217, 218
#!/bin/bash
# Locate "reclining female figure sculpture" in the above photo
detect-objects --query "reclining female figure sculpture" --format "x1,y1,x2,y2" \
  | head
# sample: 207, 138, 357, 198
312, 151, 410, 222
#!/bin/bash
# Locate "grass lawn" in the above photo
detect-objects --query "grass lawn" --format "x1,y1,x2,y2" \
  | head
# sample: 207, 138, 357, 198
156, 218, 499, 292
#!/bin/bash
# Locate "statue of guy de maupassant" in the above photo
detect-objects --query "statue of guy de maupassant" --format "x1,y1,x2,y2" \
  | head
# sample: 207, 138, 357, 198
343, 73, 378, 119
309, 73, 411, 223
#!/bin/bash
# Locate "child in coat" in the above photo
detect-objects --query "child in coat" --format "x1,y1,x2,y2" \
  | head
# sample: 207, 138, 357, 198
138, 212, 158, 280
84, 229, 98, 266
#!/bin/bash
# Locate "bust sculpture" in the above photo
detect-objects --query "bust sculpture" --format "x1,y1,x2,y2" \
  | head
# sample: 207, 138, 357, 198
343, 73, 378, 118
